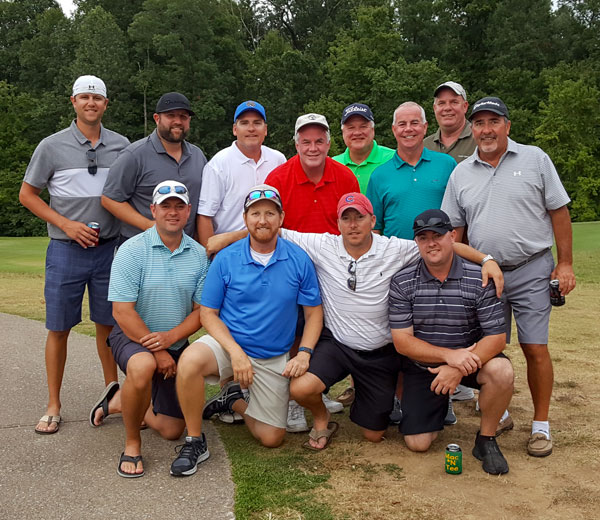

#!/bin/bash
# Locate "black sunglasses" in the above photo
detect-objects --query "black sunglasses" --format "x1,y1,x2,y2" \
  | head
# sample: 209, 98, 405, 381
86, 149, 97, 176
414, 217, 446, 228
347, 260, 357, 291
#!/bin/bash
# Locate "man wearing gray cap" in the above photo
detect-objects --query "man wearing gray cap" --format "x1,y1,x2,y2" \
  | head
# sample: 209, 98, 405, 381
19, 75, 130, 434
102, 92, 207, 241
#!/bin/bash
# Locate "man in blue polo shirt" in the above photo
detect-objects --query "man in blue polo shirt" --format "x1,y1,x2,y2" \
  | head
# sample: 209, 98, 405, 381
171, 185, 322, 477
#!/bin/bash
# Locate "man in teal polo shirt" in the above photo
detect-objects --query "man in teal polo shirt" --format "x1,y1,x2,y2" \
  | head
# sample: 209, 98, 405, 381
333, 103, 395, 194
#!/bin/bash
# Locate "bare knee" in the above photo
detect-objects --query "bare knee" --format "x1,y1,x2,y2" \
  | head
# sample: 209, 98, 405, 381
404, 433, 436, 452
178, 342, 217, 380
290, 373, 324, 402
521, 344, 550, 363
257, 428, 286, 448
154, 416, 185, 440
362, 429, 385, 443
126, 354, 156, 390
479, 358, 514, 392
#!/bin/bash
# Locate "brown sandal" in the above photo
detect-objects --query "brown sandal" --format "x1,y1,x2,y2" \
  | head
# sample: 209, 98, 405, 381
302, 421, 339, 451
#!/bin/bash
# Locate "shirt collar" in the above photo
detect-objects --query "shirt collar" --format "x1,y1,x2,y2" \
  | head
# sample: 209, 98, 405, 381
70, 120, 106, 147
335, 232, 379, 261
149, 129, 191, 157
232, 141, 265, 165
418, 253, 464, 282
392, 147, 432, 169
293, 155, 335, 186
340, 141, 382, 166
149, 225, 190, 254
241, 234, 288, 266
473, 137, 518, 166
430, 122, 472, 144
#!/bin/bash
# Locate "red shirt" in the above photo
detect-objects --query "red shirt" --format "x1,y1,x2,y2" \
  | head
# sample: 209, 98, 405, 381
265, 155, 359, 234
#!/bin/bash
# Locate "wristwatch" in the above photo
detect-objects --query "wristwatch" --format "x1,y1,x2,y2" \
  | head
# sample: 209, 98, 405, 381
481, 254, 495, 266
298, 346, 314, 356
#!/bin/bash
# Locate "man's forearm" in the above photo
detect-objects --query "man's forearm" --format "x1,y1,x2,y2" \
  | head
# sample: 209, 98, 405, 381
549, 206, 573, 265
101, 195, 153, 232
391, 329, 454, 364
453, 241, 486, 264
200, 307, 245, 358
197, 214, 215, 247
299, 305, 323, 350
113, 305, 151, 342
165, 305, 202, 345
472, 333, 506, 365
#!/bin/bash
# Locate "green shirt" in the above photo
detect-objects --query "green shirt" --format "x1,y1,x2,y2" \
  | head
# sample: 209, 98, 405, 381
424, 122, 476, 164
333, 140, 395, 193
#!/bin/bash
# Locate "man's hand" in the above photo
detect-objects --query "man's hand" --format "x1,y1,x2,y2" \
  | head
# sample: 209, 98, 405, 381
62, 220, 98, 248
154, 350, 176, 378
551, 262, 576, 296
428, 365, 463, 395
230, 350, 254, 388
481, 259, 504, 298
141, 330, 175, 352
282, 352, 311, 378
444, 345, 481, 376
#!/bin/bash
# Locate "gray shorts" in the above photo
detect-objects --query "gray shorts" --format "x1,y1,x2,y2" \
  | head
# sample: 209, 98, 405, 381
502, 250, 554, 345
195, 334, 290, 429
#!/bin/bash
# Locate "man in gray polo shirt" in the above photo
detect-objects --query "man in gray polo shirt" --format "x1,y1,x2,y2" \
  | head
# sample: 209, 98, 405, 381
442, 96, 576, 457
19, 75, 130, 434
102, 92, 207, 240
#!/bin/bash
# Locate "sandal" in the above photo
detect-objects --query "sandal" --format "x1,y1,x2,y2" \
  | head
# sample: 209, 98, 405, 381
35, 415, 61, 435
117, 452, 144, 478
302, 421, 339, 451
89, 381, 119, 427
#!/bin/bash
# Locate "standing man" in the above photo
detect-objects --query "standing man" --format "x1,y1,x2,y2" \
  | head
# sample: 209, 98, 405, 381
424, 81, 476, 163
19, 75, 129, 434
196, 100, 285, 247
442, 97, 576, 457
108, 181, 209, 478
333, 103, 395, 193
102, 92, 206, 241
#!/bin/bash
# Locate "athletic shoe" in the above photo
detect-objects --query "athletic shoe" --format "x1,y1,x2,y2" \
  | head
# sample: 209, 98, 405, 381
495, 414, 514, 437
389, 396, 403, 425
444, 399, 457, 425
322, 394, 343, 414
472, 433, 509, 474
452, 385, 475, 401
170, 434, 210, 477
218, 411, 244, 424
527, 432, 553, 457
286, 400, 309, 433
202, 381, 243, 420
335, 387, 355, 406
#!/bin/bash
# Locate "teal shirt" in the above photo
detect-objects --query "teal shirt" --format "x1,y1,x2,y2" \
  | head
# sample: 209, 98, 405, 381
366, 148, 457, 239
333, 140, 395, 194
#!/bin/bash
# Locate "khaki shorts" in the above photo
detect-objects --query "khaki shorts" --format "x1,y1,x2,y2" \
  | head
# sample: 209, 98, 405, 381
195, 334, 290, 429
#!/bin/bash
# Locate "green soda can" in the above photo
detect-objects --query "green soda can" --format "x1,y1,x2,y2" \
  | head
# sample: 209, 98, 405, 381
445, 443, 462, 474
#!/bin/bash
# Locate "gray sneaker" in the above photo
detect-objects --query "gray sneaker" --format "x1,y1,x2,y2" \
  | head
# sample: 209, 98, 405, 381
322, 394, 343, 414
170, 434, 210, 477
444, 399, 457, 425
452, 384, 475, 401
286, 400, 309, 432
218, 411, 244, 424
389, 396, 403, 425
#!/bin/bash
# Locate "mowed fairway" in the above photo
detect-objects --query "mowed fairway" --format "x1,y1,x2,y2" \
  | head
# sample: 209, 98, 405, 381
1, 223, 599, 519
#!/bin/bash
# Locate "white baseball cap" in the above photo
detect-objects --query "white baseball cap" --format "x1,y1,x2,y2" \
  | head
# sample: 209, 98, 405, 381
152, 180, 190, 205
72, 75, 107, 98
434, 81, 467, 100
294, 113, 329, 138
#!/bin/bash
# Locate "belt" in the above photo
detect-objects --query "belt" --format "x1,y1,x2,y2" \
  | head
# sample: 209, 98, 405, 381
499, 248, 550, 272
54, 237, 118, 246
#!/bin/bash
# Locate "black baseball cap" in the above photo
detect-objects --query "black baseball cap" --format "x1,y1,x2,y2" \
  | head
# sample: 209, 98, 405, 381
155, 92, 195, 116
468, 97, 509, 121
413, 209, 453, 238
341, 103, 375, 124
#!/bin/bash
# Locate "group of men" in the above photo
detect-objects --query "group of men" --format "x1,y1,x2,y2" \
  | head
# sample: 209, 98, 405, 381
21, 74, 575, 478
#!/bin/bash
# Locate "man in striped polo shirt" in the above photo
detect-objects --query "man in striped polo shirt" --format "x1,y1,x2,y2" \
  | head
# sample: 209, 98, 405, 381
390, 209, 513, 475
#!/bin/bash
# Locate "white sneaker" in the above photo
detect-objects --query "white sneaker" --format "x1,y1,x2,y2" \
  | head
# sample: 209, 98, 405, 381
322, 394, 343, 414
452, 385, 475, 401
286, 400, 309, 432
218, 411, 244, 424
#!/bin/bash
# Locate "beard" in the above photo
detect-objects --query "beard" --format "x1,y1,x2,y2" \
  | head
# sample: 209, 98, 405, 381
157, 124, 189, 143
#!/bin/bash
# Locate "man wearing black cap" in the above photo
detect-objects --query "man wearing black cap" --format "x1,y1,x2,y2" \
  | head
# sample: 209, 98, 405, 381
389, 209, 513, 475
442, 97, 576, 457
102, 92, 207, 241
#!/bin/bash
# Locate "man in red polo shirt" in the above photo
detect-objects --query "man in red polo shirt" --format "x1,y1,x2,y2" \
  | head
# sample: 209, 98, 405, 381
265, 113, 359, 235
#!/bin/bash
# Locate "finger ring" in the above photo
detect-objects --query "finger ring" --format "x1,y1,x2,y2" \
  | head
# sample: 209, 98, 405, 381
156, 342, 159, 347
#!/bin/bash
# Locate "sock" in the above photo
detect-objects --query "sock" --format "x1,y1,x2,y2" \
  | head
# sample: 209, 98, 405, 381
532, 420, 550, 438
186, 435, 203, 443
476, 431, 496, 444
501, 410, 510, 421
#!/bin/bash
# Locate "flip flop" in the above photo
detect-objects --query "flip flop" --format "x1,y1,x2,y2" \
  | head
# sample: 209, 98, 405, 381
117, 452, 144, 478
35, 415, 61, 435
302, 421, 339, 451
89, 381, 119, 427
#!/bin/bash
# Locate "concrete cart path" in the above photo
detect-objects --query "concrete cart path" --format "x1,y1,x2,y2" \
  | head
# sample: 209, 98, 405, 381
0, 313, 235, 519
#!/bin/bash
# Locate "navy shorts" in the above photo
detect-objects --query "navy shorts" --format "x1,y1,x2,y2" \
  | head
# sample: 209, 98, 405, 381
108, 324, 187, 419
44, 238, 117, 331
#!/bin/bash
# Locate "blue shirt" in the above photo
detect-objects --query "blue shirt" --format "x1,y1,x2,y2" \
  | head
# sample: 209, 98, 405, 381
109, 226, 210, 350
201, 235, 321, 359
366, 148, 457, 239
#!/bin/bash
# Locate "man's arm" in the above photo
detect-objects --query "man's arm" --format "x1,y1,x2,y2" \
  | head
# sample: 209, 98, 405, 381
139, 302, 202, 352
197, 214, 215, 247
101, 195, 154, 233
282, 304, 323, 378
549, 205, 576, 295
452, 238, 503, 297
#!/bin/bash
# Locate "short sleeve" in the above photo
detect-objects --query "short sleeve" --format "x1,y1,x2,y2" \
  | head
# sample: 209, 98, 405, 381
108, 243, 142, 302
102, 149, 138, 201
200, 255, 227, 310
388, 271, 415, 329
366, 170, 384, 232
441, 173, 466, 228
197, 160, 225, 216
23, 140, 54, 189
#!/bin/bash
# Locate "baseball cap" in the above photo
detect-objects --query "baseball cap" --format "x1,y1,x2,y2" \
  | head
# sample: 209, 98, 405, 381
244, 184, 282, 212
337, 193, 374, 219
234, 100, 267, 122
341, 103, 375, 124
468, 97, 509, 121
152, 180, 190, 205
155, 92, 195, 116
434, 81, 467, 100
295, 113, 329, 137
412, 209, 453, 238
72, 75, 107, 98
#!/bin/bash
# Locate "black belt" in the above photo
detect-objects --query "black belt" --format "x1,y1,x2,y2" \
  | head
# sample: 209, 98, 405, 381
54, 237, 118, 246
499, 248, 550, 272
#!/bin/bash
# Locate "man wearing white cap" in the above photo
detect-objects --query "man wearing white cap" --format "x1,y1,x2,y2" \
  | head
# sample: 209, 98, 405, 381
19, 75, 130, 434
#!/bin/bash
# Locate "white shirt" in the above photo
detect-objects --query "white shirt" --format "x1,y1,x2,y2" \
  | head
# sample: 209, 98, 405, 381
197, 142, 286, 233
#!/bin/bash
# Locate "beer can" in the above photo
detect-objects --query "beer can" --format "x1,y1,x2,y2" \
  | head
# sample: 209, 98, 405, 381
549, 279, 565, 306
87, 222, 100, 247
445, 443, 462, 474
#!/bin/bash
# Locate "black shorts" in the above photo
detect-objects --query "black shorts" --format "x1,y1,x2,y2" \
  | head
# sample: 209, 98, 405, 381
108, 324, 187, 419
399, 353, 509, 436
308, 328, 402, 431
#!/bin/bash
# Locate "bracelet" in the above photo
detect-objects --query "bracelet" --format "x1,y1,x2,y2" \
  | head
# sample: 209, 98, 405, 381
298, 346, 313, 356
481, 254, 495, 266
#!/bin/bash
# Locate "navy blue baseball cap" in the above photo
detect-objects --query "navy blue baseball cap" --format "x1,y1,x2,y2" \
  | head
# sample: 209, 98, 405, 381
469, 97, 509, 121
155, 92, 195, 116
234, 100, 267, 122
341, 103, 375, 124
413, 209, 453, 238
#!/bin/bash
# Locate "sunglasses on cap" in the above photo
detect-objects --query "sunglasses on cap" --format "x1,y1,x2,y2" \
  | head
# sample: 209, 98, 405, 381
414, 217, 445, 228
157, 185, 188, 196
245, 189, 281, 205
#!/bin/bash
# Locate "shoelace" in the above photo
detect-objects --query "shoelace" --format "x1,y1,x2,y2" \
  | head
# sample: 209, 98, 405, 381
288, 404, 304, 421
174, 440, 202, 460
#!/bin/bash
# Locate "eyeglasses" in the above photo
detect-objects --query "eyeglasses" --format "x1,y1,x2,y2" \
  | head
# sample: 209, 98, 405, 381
347, 260, 357, 291
156, 185, 188, 195
245, 189, 280, 206
86, 149, 97, 176
414, 217, 445, 228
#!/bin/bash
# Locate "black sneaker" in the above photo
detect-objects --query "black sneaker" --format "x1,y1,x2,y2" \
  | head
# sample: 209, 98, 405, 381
202, 381, 244, 420
444, 398, 457, 426
170, 434, 210, 477
389, 396, 403, 425
472, 432, 509, 475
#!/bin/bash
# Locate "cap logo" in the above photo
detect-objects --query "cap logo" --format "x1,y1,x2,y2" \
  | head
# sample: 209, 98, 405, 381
344, 106, 367, 116
88, 85, 95, 90
308, 114, 317, 120
474, 100, 500, 110
345, 195, 355, 203
246, 101, 255, 107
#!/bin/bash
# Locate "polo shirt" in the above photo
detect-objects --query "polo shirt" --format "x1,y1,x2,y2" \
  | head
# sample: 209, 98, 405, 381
108, 226, 209, 351
24, 121, 130, 240
333, 140, 396, 194
441, 138, 571, 265
366, 148, 457, 239
424, 122, 476, 163
265, 155, 359, 234
282, 229, 419, 351
102, 129, 207, 239
201, 235, 321, 359
389, 255, 505, 362
197, 141, 286, 233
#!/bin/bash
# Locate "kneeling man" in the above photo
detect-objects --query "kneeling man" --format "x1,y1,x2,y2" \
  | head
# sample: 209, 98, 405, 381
389, 209, 513, 475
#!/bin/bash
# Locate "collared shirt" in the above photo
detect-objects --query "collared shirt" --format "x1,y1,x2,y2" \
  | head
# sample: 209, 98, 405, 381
389, 255, 505, 363
366, 148, 457, 239
265, 155, 359, 234
441, 138, 570, 265
197, 141, 286, 233
282, 229, 419, 351
333, 140, 396, 193
102, 129, 207, 238
24, 121, 130, 239
424, 122, 476, 163
201, 235, 321, 359
109, 226, 209, 351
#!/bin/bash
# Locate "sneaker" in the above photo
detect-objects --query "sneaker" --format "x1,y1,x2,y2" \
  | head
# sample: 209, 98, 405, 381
335, 387, 355, 407
322, 394, 343, 414
495, 414, 514, 437
452, 385, 475, 401
389, 396, 403, 425
472, 433, 509, 475
170, 434, 210, 477
444, 399, 457, 425
286, 400, 309, 433
202, 381, 243, 420
218, 411, 244, 424
527, 432, 553, 457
